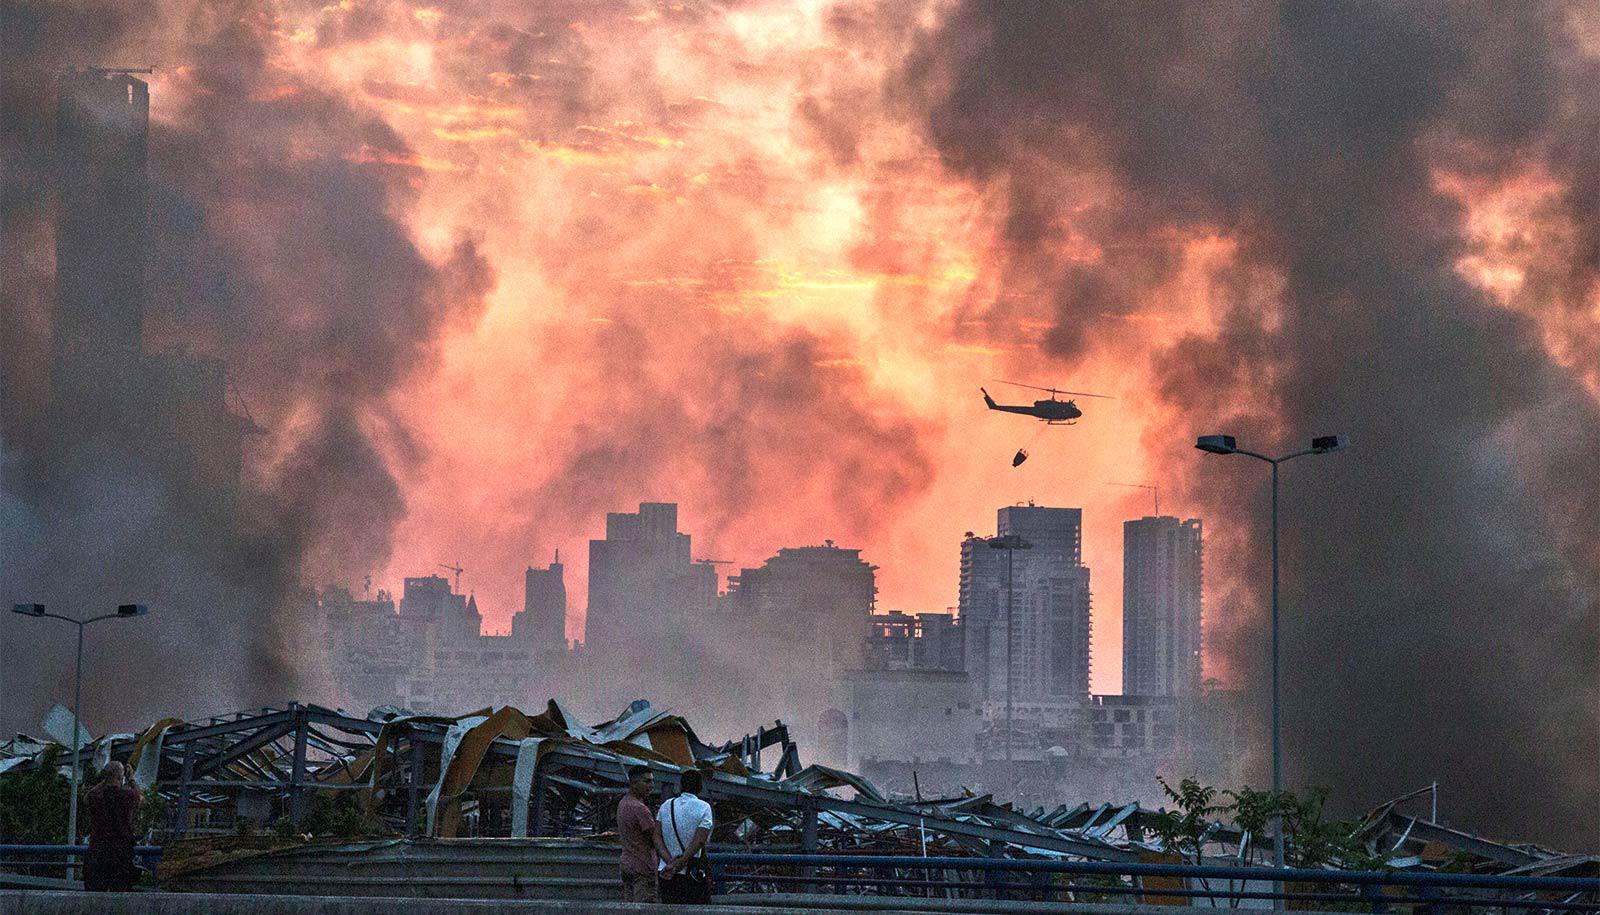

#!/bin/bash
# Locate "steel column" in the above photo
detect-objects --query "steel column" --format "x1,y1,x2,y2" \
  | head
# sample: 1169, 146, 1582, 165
172, 740, 195, 836
286, 704, 309, 826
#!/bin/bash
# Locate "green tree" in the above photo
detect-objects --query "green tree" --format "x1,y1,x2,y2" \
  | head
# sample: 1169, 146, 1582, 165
0, 748, 71, 844
1224, 784, 1384, 870
1148, 776, 1224, 863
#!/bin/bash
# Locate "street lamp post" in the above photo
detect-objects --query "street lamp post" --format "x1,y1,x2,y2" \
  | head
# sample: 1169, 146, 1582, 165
1194, 434, 1347, 877
10, 603, 150, 846
987, 534, 1032, 793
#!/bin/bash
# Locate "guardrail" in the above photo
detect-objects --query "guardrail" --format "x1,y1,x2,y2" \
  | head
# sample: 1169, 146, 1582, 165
0, 844, 164, 875
5, 844, 1596, 913
710, 853, 1600, 912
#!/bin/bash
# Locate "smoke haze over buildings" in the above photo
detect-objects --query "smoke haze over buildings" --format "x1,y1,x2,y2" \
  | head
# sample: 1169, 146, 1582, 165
1, 0, 1596, 850
900, 0, 1600, 846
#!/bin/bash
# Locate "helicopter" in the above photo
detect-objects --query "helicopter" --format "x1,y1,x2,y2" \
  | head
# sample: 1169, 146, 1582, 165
981, 380, 1114, 425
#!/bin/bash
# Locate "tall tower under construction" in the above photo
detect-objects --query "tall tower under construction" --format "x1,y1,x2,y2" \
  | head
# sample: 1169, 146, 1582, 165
44, 69, 257, 502
53, 69, 149, 401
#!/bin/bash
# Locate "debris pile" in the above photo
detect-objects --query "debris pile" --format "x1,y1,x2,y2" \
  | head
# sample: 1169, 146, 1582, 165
2, 698, 1591, 878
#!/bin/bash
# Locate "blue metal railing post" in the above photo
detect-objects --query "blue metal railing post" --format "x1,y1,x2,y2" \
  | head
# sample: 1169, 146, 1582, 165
1361, 880, 1391, 914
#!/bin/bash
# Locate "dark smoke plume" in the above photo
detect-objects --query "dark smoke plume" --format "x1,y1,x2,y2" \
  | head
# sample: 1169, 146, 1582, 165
903, 1, 1599, 849
1, 0, 491, 734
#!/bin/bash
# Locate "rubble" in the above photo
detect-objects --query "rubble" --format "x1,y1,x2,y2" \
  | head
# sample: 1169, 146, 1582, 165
1, 698, 1588, 879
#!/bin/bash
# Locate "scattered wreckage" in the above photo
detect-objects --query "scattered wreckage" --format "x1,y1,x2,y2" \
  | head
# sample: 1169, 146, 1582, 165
3, 698, 1595, 901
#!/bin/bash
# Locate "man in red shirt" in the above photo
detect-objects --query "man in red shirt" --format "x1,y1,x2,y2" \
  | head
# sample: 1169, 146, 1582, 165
616, 765, 669, 902
84, 760, 142, 892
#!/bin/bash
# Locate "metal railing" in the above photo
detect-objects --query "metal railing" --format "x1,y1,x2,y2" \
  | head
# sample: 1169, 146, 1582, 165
0, 844, 163, 878
710, 853, 1600, 912
5, 843, 1596, 913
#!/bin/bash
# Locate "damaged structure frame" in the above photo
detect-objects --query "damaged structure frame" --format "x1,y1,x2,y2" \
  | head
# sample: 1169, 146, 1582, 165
8, 698, 1597, 908
26, 701, 1144, 860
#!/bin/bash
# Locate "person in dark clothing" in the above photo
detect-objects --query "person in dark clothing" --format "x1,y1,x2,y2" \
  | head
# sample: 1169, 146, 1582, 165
84, 761, 141, 892
616, 765, 670, 903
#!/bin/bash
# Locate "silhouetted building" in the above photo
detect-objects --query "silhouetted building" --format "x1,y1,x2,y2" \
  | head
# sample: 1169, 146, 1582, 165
585, 503, 715, 676
840, 668, 980, 771
327, 570, 579, 715
1007, 566, 1092, 703
1085, 694, 1180, 759
399, 575, 480, 642
323, 587, 408, 706
865, 611, 964, 671
998, 504, 1082, 566
53, 69, 148, 398
960, 505, 1092, 710
1123, 517, 1204, 697
727, 542, 877, 679
711, 541, 876, 756
958, 532, 1006, 705
40, 70, 256, 503
514, 552, 567, 649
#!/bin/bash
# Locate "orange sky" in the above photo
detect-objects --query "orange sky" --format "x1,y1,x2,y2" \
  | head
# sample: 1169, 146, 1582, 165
123, 0, 1595, 697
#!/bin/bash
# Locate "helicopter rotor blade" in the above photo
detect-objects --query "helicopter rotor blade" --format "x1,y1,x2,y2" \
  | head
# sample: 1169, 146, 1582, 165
994, 379, 1062, 394
994, 380, 1115, 399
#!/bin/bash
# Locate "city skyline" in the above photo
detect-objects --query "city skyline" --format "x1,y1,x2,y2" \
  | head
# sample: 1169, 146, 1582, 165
347, 495, 1186, 696
4, 0, 1597, 853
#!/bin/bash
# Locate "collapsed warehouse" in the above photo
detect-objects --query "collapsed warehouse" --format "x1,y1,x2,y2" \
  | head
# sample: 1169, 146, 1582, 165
2, 699, 1596, 901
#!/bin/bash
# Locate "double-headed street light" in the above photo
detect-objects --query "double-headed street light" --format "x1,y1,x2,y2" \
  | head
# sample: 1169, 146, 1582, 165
1194, 433, 1347, 875
11, 602, 150, 846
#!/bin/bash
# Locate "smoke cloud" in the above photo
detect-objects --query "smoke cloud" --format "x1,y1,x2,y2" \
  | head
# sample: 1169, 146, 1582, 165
900, 0, 1599, 848
4, 0, 1596, 853
1, 0, 492, 731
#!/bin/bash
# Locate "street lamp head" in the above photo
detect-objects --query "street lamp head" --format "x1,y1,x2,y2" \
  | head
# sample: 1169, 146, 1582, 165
12, 603, 46, 616
987, 534, 1033, 551
116, 604, 149, 617
1195, 434, 1238, 455
1310, 434, 1349, 454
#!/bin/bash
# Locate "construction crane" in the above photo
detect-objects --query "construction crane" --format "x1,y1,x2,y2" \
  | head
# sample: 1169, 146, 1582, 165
1106, 481, 1161, 516
438, 563, 465, 593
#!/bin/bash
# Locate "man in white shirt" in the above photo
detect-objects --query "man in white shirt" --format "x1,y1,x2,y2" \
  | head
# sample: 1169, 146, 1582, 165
657, 768, 713, 904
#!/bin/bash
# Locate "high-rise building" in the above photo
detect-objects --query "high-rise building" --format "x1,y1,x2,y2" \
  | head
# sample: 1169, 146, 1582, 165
1007, 565, 1092, 702
53, 69, 149, 396
959, 504, 1092, 709
721, 541, 877, 756
585, 503, 715, 659
998, 504, 1082, 566
958, 533, 1005, 703
514, 551, 567, 649
1122, 516, 1204, 696
44, 70, 256, 500
726, 542, 877, 677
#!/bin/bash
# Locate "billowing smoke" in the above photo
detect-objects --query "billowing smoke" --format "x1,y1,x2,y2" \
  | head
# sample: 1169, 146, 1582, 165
0, 0, 492, 732
6, 0, 1594, 853
357, 0, 944, 629
901, 1, 1599, 848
